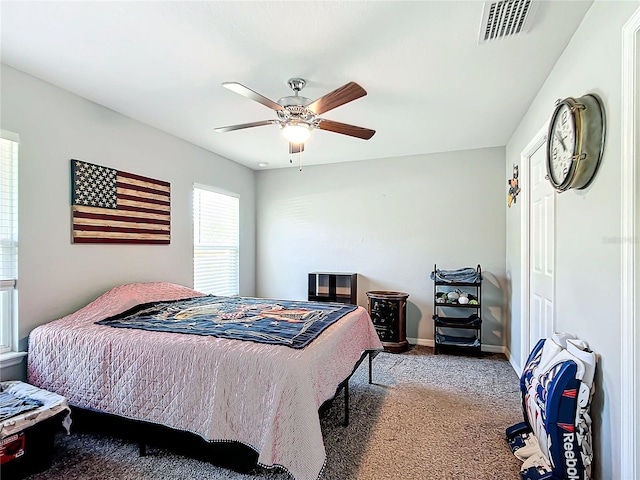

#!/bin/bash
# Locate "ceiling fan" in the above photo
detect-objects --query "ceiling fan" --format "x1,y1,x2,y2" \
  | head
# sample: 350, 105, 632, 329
214, 78, 376, 158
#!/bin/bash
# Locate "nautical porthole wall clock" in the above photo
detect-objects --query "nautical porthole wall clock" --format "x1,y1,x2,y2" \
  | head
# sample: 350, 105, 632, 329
545, 93, 606, 193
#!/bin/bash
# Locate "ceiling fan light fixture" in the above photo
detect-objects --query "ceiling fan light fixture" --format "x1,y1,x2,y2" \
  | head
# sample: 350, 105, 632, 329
282, 123, 311, 144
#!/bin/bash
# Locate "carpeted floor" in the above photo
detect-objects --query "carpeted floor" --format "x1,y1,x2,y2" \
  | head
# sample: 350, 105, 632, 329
26, 345, 524, 480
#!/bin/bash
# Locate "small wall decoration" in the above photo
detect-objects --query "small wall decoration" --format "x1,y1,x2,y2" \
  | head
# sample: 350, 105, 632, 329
71, 159, 171, 244
508, 164, 521, 208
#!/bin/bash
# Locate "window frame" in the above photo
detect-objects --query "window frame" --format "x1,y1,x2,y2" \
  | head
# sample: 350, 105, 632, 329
0, 130, 19, 355
192, 184, 240, 296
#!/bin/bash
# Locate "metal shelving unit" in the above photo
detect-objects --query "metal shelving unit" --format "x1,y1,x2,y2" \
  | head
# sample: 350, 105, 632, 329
432, 264, 482, 356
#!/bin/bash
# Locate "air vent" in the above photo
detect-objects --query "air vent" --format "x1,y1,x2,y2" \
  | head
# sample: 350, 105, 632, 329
479, 0, 538, 43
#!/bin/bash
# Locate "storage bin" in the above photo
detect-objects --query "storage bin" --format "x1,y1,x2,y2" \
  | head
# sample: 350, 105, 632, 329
0, 382, 71, 480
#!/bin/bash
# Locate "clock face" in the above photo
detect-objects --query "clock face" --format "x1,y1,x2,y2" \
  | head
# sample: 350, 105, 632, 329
548, 103, 576, 186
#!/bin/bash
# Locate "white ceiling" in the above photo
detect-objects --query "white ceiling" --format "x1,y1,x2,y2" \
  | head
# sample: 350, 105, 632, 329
1, 1, 592, 170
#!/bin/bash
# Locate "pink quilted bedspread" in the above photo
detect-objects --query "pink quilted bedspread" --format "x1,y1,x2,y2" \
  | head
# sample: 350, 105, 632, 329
27, 282, 382, 480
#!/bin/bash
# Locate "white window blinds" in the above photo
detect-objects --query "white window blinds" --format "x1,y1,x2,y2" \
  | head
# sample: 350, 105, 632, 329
0, 133, 18, 353
193, 186, 239, 296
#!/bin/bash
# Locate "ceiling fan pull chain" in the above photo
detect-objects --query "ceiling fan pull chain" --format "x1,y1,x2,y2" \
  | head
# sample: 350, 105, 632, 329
299, 149, 303, 172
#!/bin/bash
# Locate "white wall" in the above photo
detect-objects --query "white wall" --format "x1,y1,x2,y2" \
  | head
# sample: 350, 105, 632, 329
0, 65, 256, 375
256, 148, 506, 349
505, 2, 639, 478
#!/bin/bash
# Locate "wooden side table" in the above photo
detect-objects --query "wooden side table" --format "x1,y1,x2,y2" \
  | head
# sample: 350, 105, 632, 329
366, 291, 409, 353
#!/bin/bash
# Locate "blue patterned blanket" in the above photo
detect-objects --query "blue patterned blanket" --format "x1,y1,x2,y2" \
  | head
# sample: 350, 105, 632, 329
96, 296, 358, 349
0, 390, 43, 421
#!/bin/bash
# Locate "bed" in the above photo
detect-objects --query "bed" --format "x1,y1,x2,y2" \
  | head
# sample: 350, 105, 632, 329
26, 282, 383, 480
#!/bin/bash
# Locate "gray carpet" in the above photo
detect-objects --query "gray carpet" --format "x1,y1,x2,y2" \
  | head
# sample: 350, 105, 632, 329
28, 346, 524, 480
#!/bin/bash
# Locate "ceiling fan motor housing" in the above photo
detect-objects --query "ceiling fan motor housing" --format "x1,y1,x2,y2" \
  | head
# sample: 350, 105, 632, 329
277, 103, 315, 124
276, 78, 316, 124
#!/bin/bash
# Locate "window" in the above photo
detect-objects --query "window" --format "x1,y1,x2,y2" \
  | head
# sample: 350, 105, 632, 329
193, 186, 239, 296
0, 132, 18, 354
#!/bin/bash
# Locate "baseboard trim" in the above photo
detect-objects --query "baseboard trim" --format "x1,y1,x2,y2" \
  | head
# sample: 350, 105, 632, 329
505, 346, 521, 375
408, 337, 434, 347
481, 344, 506, 354
407, 338, 505, 354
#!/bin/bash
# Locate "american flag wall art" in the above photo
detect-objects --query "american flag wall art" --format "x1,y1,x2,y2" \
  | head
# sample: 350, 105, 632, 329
71, 159, 171, 244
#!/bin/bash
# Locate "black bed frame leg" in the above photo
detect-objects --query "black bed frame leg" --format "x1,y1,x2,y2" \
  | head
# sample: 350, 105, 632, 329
343, 380, 349, 427
139, 441, 147, 457
334, 350, 375, 428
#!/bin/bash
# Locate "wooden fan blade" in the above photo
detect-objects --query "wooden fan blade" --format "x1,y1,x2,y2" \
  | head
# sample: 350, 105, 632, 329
307, 82, 367, 115
289, 142, 304, 154
222, 82, 284, 111
317, 119, 376, 140
214, 120, 278, 133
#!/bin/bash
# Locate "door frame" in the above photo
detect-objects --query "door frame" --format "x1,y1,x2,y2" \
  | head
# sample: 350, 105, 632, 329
620, 7, 639, 479
519, 123, 550, 370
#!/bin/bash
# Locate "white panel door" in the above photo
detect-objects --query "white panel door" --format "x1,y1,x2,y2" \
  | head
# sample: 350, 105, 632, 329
529, 144, 555, 351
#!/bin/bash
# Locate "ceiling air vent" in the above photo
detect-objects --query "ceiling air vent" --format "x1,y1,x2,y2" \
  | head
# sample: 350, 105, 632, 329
479, 0, 538, 43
